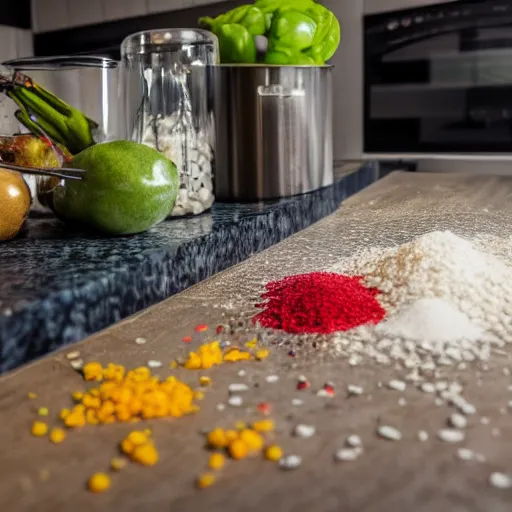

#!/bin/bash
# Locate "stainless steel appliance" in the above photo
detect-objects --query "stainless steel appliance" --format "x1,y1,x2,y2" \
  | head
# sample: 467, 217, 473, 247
214, 65, 333, 201
364, 0, 512, 173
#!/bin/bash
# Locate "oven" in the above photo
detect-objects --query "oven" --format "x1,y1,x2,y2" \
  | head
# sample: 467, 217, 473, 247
364, 0, 512, 172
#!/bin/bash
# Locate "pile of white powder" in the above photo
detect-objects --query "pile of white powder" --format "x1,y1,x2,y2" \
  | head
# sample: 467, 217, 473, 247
333, 230, 512, 340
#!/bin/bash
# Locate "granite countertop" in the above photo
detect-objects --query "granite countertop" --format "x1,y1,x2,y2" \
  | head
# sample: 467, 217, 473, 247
0, 162, 382, 373
1, 171, 510, 512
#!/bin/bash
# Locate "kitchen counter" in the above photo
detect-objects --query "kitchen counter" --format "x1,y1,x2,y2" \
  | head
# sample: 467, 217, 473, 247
1, 171, 511, 512
0, 162, 382, 373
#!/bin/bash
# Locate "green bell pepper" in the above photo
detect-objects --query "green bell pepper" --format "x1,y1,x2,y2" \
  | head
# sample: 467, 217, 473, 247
199, 0, 341, 66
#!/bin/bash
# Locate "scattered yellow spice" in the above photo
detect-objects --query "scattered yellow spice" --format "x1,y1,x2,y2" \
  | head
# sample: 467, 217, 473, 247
49, 428, 66, 444
184, 341, 223, 370
37, 407, 49, 417
208, 453, 226, 470
169, 361, 178, 369
255, 349, 270, 361
228, 439, 249, 460
223, 349, 252, 363
239, 429, 264, 453
194, 391, 205, 401
234, 421, 247, 431
207, 428, 228, 449
110, 457, 127, 471
59, 408, 70, 420
197, 473, 216, 489
252, 419, 275, 433
31, 421, 48, 437
71, 391, 84, 402
265, 445, 283, 462
245, 338, 258, 348
132, 443, 159, 466
199, 376, 212, 387
82, 362, 103, 381
27, 392, 37, 400
88, 473, 111, 493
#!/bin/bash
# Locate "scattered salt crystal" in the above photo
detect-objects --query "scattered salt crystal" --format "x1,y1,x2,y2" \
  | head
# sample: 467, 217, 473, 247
420, 383, 436, 394
66, 351, 80, 360
346, 435, 362, 448
398, 397, 407, 407
334, 448, 360, 462
438, 429, 465, 443
135, 337, 147, 345
489, 472, 512, 489
228, 383, 249, 393
279, 455, 302, 470
294, 424, 316, 438
228, 396, 243, 407
457, 448, 474, 461
435, 398, 444, 406
449, 413, 468, 429
418, 430, 429, 442
147, 360, 162, 369
388, 380, 406, 392
216, 403, 226, 411
70, 359, 84, 370
266, 375, 279, 383
292, 398, 304, 406
377, 425, 402, 441
481, 416, 490, 425
317, 389, 333, 398
237, 370, 247, 377
347, 385, 364, 396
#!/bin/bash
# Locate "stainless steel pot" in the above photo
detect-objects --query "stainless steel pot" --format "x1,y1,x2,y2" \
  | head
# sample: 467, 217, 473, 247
213, 65, 333, 201
2, 55, 121, 143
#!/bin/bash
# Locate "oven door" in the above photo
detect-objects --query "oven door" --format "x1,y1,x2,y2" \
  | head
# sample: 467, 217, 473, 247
364, 0, 512, 155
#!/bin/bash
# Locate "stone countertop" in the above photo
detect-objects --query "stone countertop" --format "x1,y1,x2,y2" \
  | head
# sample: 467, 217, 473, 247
0, 163, 381, 373
1, 171, 511, 512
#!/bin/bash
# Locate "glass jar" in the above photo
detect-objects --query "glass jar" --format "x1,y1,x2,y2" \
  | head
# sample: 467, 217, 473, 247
121, 29, 218, 217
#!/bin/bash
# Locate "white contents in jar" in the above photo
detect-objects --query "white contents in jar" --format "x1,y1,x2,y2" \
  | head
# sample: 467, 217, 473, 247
141, 114, 214, 216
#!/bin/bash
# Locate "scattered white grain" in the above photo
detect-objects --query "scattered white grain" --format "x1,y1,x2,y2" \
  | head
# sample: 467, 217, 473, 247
216, 403, 226, 411
135, 337, 147, 345
420, 382, 436, 394
317, 389, 333, 398
291, 398, 304, 406
228, 396, 243, 407
346, 435, 362, 448
334, 448, 360, 462
457, 448, 474, 461
294, 424, 316, 438
279, 455, 302, 470
70, 359, 84, 370
147, 360, 162, 369
418, 430, 429, 442
388, 380, 406, 392
398, 397, 407, 407
481, 416, 490, 425
66, 351, 80, 360
377, 425, 402, 441
435, 398, 444, 406
265, 375, 279, 383
228, 383, 249, 393
237, 370, 247, 377
347, 385, 364, 396
449, 413, 468, 429
489, 472, 512, 489
438, 429, 465, 443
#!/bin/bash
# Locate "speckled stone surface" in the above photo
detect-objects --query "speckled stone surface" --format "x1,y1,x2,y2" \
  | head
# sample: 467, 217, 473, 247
0, 163, 382, 373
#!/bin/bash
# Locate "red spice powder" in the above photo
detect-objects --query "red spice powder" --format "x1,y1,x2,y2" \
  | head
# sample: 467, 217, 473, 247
254, 272, 385, 334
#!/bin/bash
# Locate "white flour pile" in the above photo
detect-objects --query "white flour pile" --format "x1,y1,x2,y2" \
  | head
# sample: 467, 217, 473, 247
333, 231, 512, 340
375, 298, 484, 344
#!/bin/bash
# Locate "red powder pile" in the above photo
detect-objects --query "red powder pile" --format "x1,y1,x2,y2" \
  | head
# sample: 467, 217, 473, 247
254, 272, 386, 334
